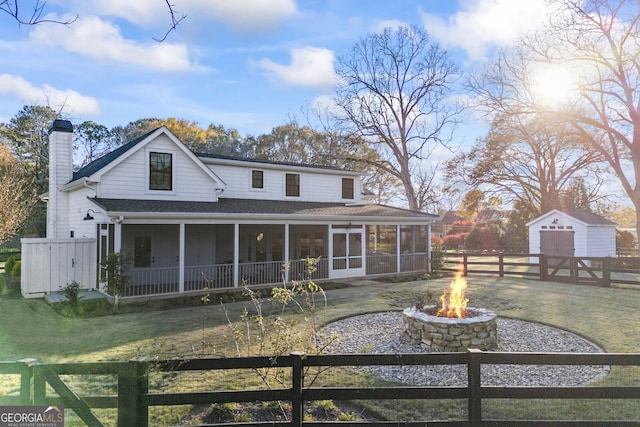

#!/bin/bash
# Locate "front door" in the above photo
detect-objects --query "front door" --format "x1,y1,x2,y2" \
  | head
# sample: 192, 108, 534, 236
330, 225, 365, 278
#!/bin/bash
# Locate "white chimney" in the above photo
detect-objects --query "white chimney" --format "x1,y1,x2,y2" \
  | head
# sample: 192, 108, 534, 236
46, 120, 74, 239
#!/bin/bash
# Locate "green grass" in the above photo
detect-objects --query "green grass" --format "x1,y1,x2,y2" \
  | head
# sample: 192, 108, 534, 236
1, 276, 640, 425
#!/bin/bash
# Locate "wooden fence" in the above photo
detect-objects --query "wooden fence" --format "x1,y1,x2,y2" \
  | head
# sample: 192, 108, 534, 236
442, 253, 640, 287
1, 351, 639, 426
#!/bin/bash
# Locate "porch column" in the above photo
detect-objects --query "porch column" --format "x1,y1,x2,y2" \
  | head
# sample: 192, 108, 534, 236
396, 224, 401, 273
114, 222, 122, 252
179, 223, 185, 293
284, 224, 290, 283
233, 223, 240, 287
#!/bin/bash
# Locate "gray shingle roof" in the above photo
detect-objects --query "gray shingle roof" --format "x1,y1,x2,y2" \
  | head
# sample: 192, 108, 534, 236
560, 209, 616, 225
91, 198, 437, 220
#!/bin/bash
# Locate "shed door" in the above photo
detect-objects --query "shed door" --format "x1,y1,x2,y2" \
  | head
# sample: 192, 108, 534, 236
540, 230, 575, 261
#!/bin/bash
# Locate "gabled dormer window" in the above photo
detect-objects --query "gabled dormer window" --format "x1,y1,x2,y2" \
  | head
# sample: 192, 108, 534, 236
342, 178, 354, 200
149, 152, 172, 191
285, 173, 300, 197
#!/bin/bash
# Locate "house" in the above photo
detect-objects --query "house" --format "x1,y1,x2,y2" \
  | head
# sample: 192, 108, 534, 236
21, 120, 437, 298
526, 209, 616, 263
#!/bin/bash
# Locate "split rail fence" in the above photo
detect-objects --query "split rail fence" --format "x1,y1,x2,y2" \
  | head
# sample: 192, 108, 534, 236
1, 351, 640, 426
442, 253, 640, 287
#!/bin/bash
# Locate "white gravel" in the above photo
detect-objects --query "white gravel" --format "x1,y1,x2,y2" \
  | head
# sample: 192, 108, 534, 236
319, 312, 609, 387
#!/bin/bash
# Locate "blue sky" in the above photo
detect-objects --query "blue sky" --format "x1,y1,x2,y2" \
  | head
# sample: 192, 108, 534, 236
0, 0, 556, 140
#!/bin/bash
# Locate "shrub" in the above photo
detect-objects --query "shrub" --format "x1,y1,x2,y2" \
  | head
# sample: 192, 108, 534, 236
4, 255, 16, 275
443, 233, 468, 250
62, 281, 82, 311
465, 222, 504, 252
10, 261, 21, 280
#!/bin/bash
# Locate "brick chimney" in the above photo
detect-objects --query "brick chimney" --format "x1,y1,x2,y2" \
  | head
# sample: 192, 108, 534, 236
46, 120, 74, 239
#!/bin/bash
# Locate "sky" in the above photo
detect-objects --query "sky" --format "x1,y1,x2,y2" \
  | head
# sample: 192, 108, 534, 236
0, 0, 558, 140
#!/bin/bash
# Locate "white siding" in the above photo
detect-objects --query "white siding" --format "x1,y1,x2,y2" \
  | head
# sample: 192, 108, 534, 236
210, 163, 362, 203
98, 135, 218, 202
586, 226, 616, 257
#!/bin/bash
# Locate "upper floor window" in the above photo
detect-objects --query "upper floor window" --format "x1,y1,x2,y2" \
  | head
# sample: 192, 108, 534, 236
342, 178, 354, 199
149, 152, 172, 191
251, 170, 264, 189
285, 173, 300, 197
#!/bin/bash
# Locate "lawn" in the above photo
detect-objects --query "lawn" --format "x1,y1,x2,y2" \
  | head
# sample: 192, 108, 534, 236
1, 276, 639, 425
1, 276, 639, 361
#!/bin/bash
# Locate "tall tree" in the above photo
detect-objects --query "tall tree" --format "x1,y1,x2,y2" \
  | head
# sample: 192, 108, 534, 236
0, 143, 35, 242
446, 113, 605, 217
333, 25, 461, 211
470, 0, 640, 241
75, 121, 115, 167
0, 105, 60, 236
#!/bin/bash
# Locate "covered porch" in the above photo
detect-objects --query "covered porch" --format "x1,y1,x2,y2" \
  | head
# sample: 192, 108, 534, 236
110, 222, 430, 298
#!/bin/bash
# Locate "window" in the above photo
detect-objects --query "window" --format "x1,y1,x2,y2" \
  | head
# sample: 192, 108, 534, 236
251, 170, 264, 189
342, 178, 354, 199
149, 152, 172, 190
285, 173, 300, 197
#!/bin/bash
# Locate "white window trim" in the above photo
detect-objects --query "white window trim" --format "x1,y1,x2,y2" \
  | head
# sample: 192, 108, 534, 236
145, 148, 177, 195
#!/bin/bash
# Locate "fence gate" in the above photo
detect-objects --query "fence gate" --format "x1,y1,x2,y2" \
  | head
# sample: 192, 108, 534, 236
20, 238, 97, 298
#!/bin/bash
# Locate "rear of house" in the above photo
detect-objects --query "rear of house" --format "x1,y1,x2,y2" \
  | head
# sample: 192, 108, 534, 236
21, 120, 437, 298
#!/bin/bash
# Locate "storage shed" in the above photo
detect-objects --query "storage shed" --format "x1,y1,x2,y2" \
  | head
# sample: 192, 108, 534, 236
527, 209, 616, 261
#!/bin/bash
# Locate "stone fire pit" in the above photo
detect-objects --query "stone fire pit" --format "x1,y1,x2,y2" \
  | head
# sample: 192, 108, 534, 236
403, 305, 498, 352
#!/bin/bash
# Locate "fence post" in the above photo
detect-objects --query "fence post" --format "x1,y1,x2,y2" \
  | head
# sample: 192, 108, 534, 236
463, 254, 468, 276
540, 255, 548, 281
118, 358, 148, 427
602, 257, 611, 287
18, 358, 36, 405
290, 352, 305, 427
467, 349, 482, 427
32, 365, 46, 406
498, 253, 504, 277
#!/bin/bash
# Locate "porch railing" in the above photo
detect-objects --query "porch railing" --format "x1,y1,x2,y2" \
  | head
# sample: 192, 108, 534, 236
288, 257, 329, 281
400, 252, 428, 272
366, 253, 397, 275
184, 264, 233, 291
239, 261, 283, 285
125, 266, 179, 297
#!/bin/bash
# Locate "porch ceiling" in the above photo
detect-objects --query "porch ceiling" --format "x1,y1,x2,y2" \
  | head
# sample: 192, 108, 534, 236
90, 197, 437, 222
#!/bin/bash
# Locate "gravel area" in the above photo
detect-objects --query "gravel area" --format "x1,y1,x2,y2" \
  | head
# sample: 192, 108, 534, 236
319, 312, 609, 387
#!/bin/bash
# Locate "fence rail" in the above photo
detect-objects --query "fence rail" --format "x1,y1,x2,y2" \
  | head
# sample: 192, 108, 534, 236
1, 351, 639, 426
442, 253, 640, 287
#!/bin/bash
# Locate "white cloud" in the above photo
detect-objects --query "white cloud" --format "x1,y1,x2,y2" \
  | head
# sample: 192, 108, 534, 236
29, 15, 195, 72
420, 0, 553, 61
0, 74, 101, 116
72, 0, 298, 33
255, 46, 338, 89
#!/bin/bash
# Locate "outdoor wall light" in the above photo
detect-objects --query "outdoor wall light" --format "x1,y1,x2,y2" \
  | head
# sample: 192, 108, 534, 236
83, 209, 97, 220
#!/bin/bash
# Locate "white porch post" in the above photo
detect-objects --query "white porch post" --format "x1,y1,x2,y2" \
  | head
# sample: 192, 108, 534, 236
233, 223, 240, 287
179, 223, 185, 293
114, 222, 122, 252
284, 224, 290, 283
396, 224, 401, 273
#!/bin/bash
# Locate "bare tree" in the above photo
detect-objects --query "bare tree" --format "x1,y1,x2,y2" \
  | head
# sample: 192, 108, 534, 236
334, 25, 462, 211
1, 0, 184, 41
446, 113, 606, 217
471, 0, 640, 235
